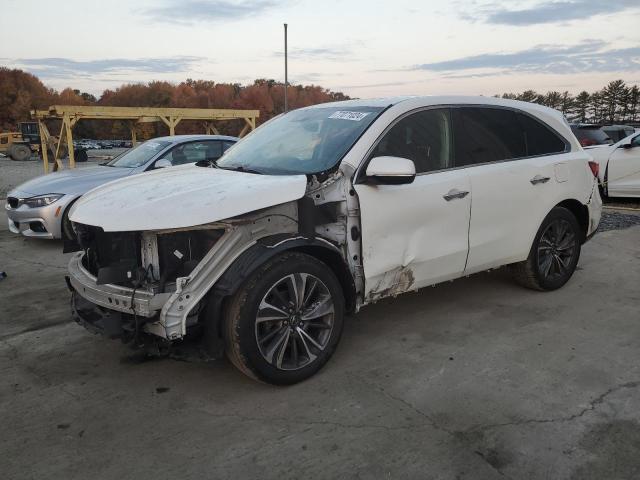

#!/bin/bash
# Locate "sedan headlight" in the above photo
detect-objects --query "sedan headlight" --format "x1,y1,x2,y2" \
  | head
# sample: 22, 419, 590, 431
24, 194, 64, 208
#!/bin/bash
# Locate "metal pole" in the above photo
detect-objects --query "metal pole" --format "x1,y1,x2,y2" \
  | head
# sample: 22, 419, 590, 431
284, 23, 288, 113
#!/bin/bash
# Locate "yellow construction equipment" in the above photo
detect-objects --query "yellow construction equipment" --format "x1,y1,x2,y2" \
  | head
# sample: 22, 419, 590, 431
32, 105, 260, 172
0, 122, 41, 161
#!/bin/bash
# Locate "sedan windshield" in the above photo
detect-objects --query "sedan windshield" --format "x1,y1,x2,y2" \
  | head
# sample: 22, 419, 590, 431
216, 106, 384, 175
107, 140, 171, 168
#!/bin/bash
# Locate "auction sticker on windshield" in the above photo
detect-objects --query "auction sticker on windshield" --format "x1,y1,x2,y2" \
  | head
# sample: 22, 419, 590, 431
329, 111, 371, 121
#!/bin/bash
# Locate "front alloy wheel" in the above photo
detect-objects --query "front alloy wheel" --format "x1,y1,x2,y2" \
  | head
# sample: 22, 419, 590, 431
256, 273, 335, 371
224, 252, 345, 384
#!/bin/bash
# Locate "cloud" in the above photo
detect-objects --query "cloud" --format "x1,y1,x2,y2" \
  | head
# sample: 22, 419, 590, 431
140, 0, 279, 24
12, 56, 205, 78
336, 80, 416, 90
476, 0, 639, 26
273, 46, 353, 61
412, 41, 640, 75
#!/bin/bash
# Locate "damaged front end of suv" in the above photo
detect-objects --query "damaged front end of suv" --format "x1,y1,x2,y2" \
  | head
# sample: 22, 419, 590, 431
66, 103, 381, 384
67, 171, 361, 349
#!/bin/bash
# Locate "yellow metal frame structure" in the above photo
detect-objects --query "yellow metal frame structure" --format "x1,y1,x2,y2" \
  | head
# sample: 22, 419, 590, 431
32, 105, 259, 172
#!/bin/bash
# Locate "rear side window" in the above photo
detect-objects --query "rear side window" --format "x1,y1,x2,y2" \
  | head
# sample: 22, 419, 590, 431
452, 108, 526, 166
517, 113, 566, 155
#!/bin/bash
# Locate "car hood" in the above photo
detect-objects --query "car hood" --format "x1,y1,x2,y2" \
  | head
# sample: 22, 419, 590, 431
69, 164, 308, 232
10, 165, 134, 197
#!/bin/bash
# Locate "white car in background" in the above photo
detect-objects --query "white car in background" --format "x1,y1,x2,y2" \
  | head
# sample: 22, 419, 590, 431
588, 132, 640, 198
67, 96, 602, 384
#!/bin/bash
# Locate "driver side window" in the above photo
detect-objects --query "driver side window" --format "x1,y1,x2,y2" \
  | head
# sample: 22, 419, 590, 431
632, 135, 640, 148
159, 141, 223, 166
370, 109, 452, 174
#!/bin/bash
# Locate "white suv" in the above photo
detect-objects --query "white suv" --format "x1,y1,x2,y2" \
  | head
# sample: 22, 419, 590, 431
66, 96, 602, 384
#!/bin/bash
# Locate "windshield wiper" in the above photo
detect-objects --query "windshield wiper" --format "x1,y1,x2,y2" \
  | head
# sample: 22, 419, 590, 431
220, 164, 263, 175
195, 158, 219, 168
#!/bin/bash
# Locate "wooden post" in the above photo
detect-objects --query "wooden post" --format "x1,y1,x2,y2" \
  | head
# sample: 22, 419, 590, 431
129, 122, 138, 146
38, 120, 50, 173
65, 114, 75, 168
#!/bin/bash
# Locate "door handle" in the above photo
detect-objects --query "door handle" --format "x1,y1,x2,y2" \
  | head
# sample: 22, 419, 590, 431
530, 175, 551, 185
443, 189, 469, 201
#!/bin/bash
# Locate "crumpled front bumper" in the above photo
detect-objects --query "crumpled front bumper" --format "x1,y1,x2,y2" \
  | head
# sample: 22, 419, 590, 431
71, 290, 136, 339
67, 252, 166, 317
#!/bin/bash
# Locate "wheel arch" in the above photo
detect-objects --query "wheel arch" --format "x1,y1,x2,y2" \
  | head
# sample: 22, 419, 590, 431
554, 198, 589, 243
202, 236, 356, 353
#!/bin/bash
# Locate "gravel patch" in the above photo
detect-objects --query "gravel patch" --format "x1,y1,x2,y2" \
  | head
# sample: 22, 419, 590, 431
599, 211, 640, 232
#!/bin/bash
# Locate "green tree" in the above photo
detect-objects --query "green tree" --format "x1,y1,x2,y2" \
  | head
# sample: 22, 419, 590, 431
572, 91, 590, 123
601, 79, 627, 122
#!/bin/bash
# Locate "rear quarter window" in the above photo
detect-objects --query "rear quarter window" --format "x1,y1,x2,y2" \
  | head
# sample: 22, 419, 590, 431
517, 113, 567, 155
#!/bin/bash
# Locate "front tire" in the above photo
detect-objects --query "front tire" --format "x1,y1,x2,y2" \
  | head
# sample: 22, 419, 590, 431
10, 144, 31, 161
61, 199, 78, 241
223, 252, 345, 385
511, 207, 582, 291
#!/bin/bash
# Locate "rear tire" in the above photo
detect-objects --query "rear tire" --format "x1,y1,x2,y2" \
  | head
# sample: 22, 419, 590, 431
223, 252, 345, 385
511, 207, 582, 291
10, 144, 31, 161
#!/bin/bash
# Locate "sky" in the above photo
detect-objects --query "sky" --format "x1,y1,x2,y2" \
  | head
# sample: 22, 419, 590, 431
1, 0, 639, 99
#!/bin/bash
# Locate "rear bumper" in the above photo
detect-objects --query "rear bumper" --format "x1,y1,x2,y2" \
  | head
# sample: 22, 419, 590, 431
585, 180, 602, 240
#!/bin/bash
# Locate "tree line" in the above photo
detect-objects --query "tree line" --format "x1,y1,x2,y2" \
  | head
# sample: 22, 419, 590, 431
498, 80, 640, 125
2, 67, 639, 139
0, 68, 349, 139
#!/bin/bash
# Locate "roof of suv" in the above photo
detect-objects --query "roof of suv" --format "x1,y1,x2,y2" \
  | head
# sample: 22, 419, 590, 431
308, 95, 567, 123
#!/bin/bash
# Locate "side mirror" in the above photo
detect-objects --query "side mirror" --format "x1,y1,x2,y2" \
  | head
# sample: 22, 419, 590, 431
154, 158, 172, 169
365, 156, 416, 185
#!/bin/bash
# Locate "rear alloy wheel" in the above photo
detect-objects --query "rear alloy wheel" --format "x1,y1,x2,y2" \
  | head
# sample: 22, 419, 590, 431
224, 252, 344, 384
511, 207, 582, 291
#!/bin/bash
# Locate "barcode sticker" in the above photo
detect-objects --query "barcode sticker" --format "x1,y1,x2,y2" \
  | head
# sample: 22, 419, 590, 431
328, 111, 371, 121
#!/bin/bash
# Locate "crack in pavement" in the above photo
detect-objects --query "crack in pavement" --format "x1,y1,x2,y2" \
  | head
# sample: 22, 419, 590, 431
464, 381, 640, 434
356, 375, 511, 479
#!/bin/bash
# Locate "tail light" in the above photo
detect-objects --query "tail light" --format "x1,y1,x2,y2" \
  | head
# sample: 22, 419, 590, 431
588, 161, 599, 178
580, 138, 596, 147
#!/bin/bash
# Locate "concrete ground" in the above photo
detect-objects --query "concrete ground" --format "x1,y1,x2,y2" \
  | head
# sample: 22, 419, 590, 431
1, 201, 640, 480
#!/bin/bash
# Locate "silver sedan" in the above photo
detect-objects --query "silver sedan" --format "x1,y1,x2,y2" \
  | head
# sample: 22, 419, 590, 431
5, 134, 237, 239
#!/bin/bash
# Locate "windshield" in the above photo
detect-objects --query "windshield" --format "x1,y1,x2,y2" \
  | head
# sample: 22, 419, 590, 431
107, 140, 171, 168
216, 106, 384, 174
